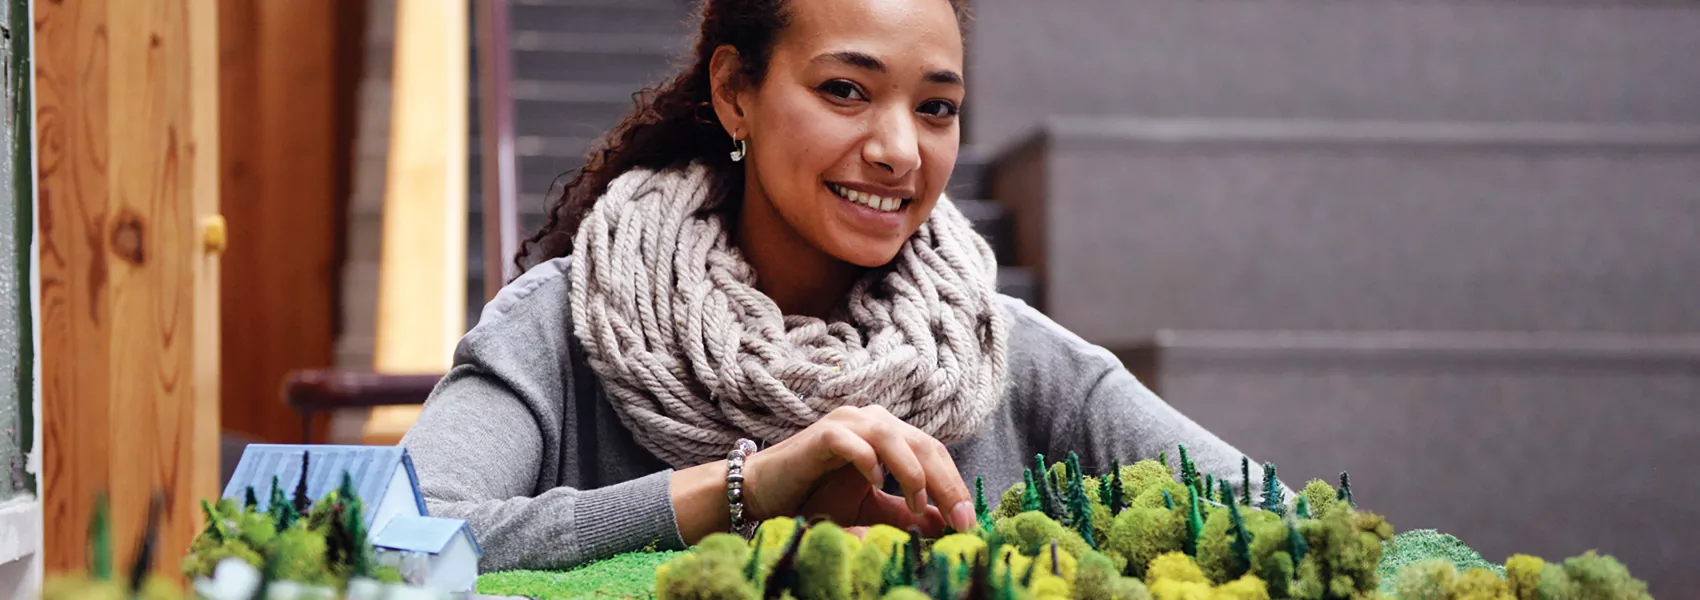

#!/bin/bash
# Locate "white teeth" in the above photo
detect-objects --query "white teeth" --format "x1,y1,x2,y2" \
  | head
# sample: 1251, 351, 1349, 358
831, 183, 904, 213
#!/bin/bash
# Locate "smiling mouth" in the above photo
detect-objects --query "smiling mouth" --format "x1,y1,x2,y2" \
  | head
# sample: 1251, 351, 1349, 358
827, 183, 910, 213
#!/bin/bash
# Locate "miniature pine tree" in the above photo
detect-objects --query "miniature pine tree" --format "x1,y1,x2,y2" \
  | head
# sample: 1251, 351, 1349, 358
1185, 486, 1204, 557
1161, 489, 1175, 510
199, 500, 227, 542
1260, 463, 1285, 515
292, 452, 313, 515
1222, 481, 1253, 576
1240, 457, 1252, 506
1158, 451, 1168, 473
244, 486, 260, 511
89, 493, 112, 580
905, 526, 924, 585
1109, 459, 1127, 513
1177, 446, 1195, 489
1020, 469, 1041, 513
1337, 471, 1356, 508
1068, 470, 1096, 549
974, 476, 992, 530
1032, 455, 1054, 517
130, 493, 164, 593
1205, 474, 1215, 503
1099, 473, 1114, 508
1295, 496, 1311, 520
1287, 521, 1309, 565
745, 530, 765, 582
268, 475, 298, 529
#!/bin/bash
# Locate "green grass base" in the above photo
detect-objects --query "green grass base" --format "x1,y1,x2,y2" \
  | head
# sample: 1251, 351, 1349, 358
476, 551, 683, 599
1376, 529, 1504, 595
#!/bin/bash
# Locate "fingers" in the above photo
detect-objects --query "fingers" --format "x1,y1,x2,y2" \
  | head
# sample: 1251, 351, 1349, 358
833, 405, 977, 532
907, 434, 976, 533
817, 426, 882, 486
857, 488, 948, 538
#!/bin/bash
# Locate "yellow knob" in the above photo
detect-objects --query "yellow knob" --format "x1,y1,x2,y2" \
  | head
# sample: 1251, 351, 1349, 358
202, 215, 228, 254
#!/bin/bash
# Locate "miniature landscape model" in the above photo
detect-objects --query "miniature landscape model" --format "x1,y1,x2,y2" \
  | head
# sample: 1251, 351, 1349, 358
35, 444, 1652, 599
477, 447, 1653, 600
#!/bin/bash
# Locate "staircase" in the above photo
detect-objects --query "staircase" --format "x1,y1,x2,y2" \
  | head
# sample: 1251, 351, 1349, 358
968, 0, 1700, 594
465, 0, 1034, 330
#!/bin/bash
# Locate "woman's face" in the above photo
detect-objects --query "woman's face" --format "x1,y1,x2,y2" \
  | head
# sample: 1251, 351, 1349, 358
731, 0, 964, 268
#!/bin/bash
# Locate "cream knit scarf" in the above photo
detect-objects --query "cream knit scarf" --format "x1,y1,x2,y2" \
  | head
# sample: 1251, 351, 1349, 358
568, 163, 1011, 468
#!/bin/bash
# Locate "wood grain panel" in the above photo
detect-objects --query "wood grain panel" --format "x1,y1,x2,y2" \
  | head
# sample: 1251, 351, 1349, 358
38, 0, 219, 576
218, 0, 360, 445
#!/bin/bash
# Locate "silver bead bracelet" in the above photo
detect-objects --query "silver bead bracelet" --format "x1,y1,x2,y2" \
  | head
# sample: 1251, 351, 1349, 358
727, 438, 760, 539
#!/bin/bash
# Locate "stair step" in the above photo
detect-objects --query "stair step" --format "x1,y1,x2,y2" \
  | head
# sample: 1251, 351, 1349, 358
509, 5, 696, 37
968, 0, 1700, 150
1122, 329, 1700, 597
991, 116, 1700, 342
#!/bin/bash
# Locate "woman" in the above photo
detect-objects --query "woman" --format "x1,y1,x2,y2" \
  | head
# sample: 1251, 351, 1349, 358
401, 0, 1282, 573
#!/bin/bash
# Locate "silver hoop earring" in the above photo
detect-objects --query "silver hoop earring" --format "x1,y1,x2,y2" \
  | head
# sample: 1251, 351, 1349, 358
730, 138, 747, 162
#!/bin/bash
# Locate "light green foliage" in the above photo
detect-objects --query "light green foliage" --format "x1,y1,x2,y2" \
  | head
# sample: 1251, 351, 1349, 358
1376, 529, 1503, 595
755, 517, 806, 573
1391, 559, 1456, 600
655, 542, 759, 600
883, 588, 932, 600
999, 480, 1031, 520
930, 533, 988, 574
1529, 551, 1651, 600
1213, 574, 1272, 600
41, 576, 185, 600
1288, 507, 1391, 600
1144, 552, 1208, 587
797, 523, 860, 600
1119, 460, 1176, 503
1073, 551, 1151, 600
1450, 568, 1512, 600
1503, 555, 1544, 600
1243, 511, 1292, 598
1298, 480, 1337, 519
996, 511, 1092, 560
851, 542, 890, 600
1132, 480, 1191, 513
1195, 507, 1240, 583
1106, 506, 1185, 580
268, 526, 333, 586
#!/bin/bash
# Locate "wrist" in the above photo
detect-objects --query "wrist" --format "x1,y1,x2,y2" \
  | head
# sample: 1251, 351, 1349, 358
669, 461, 730, 545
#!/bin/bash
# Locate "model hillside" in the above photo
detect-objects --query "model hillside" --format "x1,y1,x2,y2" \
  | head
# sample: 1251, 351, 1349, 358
479, 447, 1652, 600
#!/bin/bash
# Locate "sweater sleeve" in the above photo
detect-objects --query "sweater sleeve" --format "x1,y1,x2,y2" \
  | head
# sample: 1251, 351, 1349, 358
399, 258, 685, 573
1001, 297, 1293, 501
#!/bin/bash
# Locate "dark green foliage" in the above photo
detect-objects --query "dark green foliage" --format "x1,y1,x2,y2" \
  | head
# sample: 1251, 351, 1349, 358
974, 476, 992, 531
1185, 486, 1204, 557
1177, 446, 1196, 491
129, 493, 164, 593
1296, 496, 1311, 520
1261, 463, 1285, 515
1222, 482, 1253, 581
1032, 455, 1062, 521
745, 530, 765, 583
1205, 474, 1215, 504
292, 452, 312, 515
1109, 459, 1128, 513
200, 500, 227, 543
267, 476, 296, 529
1068, 467, 1096, 549
763, 523, 806, 599
1288, 521, 1309, 565
88, 493, 111, 581
1337, 472, 1356, 508
1157, 451, 1167, 473
244, 487, 260, 511
1161, 489, 1174, 510
1020, 469, 1041, 513
1241, 457, 1252, 506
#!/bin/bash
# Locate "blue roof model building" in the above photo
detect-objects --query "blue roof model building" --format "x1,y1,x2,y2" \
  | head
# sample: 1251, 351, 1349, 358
373, 516, 483, 558
221, 444, 428, 533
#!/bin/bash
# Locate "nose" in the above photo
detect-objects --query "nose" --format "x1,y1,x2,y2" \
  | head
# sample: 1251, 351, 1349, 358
861, 106, 920, 179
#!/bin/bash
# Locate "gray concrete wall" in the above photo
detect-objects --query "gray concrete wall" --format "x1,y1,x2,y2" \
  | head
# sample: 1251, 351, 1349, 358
1120, 330, 1700, 596
967, 0, 1700, 150
992, 117, 1700, 348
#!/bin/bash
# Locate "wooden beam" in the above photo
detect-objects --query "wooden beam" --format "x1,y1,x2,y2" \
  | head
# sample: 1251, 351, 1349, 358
218, 0, 361, 445
37, 0, 221, 576
365, 0, 468, 444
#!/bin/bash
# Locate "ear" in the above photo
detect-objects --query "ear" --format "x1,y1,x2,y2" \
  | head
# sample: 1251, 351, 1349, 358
708, 44, 748, 139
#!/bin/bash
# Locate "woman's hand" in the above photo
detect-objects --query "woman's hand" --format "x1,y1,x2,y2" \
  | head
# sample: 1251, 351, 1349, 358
670, 405, 978, 544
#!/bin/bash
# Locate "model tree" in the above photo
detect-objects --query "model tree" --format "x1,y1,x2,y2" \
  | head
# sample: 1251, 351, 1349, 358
1108, 459, 1127, 513
1260, 463, 1285, 515
1020, 469, 1041, 513
1240, 457, 1252, 506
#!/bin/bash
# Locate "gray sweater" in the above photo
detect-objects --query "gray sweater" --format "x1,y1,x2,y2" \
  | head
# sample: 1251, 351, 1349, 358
399, 257, 1286, 573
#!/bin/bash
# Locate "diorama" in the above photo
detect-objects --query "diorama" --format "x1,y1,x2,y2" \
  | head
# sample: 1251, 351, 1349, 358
38, 444, 1650, 600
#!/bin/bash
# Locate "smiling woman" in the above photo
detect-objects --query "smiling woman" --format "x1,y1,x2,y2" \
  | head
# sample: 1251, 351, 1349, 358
398, 0, 1284, 574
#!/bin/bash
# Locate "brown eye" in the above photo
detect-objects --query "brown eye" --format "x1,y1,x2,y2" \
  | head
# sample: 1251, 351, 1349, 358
819, 80, 867, 102
918, 99, 959, 118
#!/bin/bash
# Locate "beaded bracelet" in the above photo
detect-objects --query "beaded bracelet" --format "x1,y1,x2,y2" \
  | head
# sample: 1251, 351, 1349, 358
727, 438, 760, 539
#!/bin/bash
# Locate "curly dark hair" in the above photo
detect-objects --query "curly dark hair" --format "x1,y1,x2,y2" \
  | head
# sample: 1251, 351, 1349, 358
512, 0, 969, 275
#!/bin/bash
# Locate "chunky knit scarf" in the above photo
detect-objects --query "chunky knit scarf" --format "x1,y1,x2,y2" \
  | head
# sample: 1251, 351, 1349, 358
568, 163, 1011, 468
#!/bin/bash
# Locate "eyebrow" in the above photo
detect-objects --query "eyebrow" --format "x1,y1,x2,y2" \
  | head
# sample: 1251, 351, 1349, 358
815, 50, 964, 86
